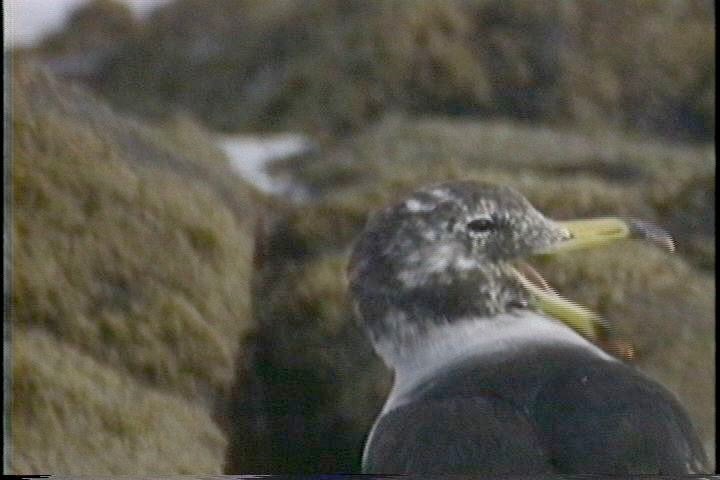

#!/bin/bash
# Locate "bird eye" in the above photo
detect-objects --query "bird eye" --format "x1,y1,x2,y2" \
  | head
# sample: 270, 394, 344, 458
467, 217, 495, 234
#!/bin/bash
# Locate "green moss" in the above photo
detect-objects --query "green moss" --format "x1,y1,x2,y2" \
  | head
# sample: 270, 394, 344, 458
184, 225, 221, 255
10, 63, 259, 472
25, 0, 713, 140
275, 115, 714, 268
11, 328, 227, 474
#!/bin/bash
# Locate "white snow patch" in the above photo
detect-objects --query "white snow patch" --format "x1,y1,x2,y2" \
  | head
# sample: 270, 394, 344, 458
218, 133, 314, 200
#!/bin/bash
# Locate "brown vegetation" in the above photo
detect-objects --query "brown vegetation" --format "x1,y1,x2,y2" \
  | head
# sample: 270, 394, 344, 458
24, 0, 714, 140
10, 62, 258, 473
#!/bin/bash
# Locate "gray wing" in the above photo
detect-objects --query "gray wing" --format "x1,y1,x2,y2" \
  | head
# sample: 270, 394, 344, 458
532, 363, 710, 474
363, 395, 553, 474
363, 364, 708, 474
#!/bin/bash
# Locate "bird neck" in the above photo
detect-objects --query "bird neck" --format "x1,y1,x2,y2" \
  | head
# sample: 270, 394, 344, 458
376, 311, 615, 411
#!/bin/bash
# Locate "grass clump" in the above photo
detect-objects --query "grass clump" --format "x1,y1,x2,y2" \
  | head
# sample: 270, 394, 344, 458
274, 114, 714, 269
24, 0, 714, 141
10, 62, 258, 473
11, 328, 227, 474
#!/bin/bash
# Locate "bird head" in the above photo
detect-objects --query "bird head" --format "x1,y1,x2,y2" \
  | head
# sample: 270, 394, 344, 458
348, 181, 673, 359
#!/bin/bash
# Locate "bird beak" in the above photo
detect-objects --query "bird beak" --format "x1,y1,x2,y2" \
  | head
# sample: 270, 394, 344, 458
513, 262, 606, 341
541, 217, 675, 254
512, 217, 674, 355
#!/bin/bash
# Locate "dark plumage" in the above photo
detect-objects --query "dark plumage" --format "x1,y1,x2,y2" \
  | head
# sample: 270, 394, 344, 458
348, 181, 708, 475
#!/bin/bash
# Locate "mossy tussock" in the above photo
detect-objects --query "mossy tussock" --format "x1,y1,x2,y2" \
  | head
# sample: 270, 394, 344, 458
12, 328, 227, 474
227, 114, 714, 472
24, 0, 714, 140
10, 63, 258, 473
274, 115, 714, 269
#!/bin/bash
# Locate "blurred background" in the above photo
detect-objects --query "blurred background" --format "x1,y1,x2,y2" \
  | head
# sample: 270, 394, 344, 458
6, 0, 715, 474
